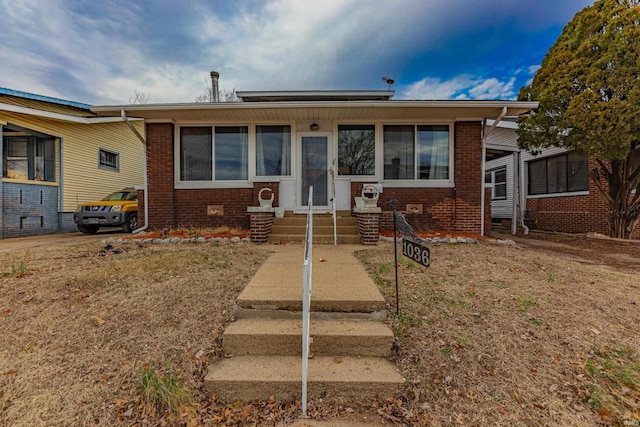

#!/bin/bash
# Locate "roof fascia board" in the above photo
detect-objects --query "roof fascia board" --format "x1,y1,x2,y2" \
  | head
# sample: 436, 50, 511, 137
1, 103, 143, 124
94, 100, 539, 114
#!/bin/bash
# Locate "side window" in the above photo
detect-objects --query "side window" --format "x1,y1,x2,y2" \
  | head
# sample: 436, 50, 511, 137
3, 136, 56, 181
528, 153, 588, 195
486, 167, 507, 200
99, 148, 119, 171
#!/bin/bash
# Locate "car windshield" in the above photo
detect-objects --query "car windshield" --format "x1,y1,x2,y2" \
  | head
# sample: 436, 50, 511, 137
103, 191, 137, 201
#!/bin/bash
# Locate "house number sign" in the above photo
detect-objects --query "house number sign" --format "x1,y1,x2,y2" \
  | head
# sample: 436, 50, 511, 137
402, 238, 430, 268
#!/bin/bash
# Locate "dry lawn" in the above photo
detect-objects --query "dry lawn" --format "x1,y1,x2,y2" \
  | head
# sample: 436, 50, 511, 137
355, 239, 640, 426
1, 235, 639, 426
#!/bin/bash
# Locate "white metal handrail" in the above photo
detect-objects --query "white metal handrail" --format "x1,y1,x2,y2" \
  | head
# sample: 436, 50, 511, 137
331, 159, 337, 245
301, 186, 313, 417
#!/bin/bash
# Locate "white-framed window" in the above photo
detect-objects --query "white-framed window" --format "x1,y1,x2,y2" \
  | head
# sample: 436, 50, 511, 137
337, 124, 375, 176
485, 166, 507, 200
528, 153, 588, 195
256, 125, 291, 176
383, 124, 450, 180
98, 148, 119, 171
179, 125, 249, 182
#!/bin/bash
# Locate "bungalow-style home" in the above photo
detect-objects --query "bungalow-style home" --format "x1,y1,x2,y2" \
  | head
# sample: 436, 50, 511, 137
485, 120, 639, 239
0, 87, 145, 238
92, 78, 537, 244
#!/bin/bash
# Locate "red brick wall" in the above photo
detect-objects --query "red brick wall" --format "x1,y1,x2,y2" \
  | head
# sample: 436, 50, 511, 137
145, 121, 487, 234
526, 157, 610, 235
144, 123, 282, 230
453, 121, 483, 233
146, 123, 175, 229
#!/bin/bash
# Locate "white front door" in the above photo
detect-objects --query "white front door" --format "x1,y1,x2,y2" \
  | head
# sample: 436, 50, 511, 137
298, 134, 330, 210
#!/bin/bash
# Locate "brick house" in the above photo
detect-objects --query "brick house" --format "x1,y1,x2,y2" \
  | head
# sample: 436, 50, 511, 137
1, 87, 144, 238
485, 121, 639, 239
92, 87, 537, 243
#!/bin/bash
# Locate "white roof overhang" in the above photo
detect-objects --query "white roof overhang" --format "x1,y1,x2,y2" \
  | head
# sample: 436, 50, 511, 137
0, 102, 143, 124
91, 100, 539, 123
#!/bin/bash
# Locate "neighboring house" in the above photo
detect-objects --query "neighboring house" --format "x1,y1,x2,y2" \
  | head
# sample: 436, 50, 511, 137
484, 119, 639, 239
92, 87, 537, 242
0, 88, 144, 238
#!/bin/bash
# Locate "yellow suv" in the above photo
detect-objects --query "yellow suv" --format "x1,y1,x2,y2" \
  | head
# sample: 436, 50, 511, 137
74, 188, 138, 234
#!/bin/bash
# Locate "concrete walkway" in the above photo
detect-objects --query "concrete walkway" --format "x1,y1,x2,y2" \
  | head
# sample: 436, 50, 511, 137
205, 243, 404, 402
235, 243, 387, 315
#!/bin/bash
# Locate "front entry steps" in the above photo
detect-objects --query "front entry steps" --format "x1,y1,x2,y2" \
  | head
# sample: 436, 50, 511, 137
205, 355, 401, 402
204, 245, 404, 402
268, 211, 360, 245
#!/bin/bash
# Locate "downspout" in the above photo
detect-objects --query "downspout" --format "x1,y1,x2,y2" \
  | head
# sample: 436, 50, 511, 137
120, 110, 148, 234
481, 106, 508, 236
59, 137, 64, 218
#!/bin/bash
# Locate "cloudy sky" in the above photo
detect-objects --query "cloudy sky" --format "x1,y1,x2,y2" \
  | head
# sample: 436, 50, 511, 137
0, 0, 595, 105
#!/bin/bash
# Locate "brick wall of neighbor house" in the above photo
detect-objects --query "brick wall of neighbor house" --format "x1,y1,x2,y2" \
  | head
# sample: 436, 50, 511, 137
375, 121, 484, 234
2, 182, 59, 238
526, 158, 610, 235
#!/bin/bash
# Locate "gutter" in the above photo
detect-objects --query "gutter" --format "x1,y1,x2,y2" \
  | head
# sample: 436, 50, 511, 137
481, 106, 508, 236
120, 110, 148, 234
0, 102, 141, 124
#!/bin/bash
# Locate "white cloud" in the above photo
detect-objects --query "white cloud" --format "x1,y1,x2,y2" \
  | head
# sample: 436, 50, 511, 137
399, 75, 517, 100
0, 0, 593, 104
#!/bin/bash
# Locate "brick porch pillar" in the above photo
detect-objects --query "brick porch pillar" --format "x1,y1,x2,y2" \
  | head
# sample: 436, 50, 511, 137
355, 212, 381, 245
250, 213, 274, 243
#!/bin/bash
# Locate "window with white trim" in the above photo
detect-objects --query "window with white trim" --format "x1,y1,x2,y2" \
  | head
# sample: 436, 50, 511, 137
338, 124, 375, 176
179, 126, 249, 182
485, 166, 507, 200
99, 148, 119, 171
256, 125, 291, 176
528, 153, 588, 195
383, 124, 450, 180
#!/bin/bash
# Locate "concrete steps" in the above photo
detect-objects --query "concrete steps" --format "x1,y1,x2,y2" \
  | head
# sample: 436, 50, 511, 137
224, 318, 394, 356
205, 356, 402, 401
204, 245, 403, 402
268, 213, 361, 245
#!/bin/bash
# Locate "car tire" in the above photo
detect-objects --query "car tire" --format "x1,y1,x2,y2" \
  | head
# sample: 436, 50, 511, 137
78, 224, 100, 234
122, 213, 138, 233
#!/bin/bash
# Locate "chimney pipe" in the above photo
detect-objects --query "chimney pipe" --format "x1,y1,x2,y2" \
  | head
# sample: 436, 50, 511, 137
210, 71, 219, 102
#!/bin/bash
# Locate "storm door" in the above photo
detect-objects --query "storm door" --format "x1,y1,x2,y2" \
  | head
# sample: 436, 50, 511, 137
299, 134, 330, 209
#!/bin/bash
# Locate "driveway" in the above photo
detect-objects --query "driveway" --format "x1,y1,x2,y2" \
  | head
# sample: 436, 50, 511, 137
0, 229, 125, 252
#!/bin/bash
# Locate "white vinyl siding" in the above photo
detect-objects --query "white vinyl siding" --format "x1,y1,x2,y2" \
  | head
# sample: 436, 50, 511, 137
0, 111, 144, 212
486, 154, 515, 219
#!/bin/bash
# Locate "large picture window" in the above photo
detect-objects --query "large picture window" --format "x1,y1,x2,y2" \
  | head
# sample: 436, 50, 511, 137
3, 136, 55, 182
528, 153, 588, 195
338, 124, 375, 175
383, 124, 449, 180
256, 125, 291, 176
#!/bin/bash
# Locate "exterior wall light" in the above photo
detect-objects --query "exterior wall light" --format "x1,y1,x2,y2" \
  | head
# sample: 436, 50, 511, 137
310, 123, 320, 131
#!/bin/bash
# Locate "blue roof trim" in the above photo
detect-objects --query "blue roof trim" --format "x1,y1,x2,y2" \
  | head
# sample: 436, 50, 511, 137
0, 87, 91, 110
